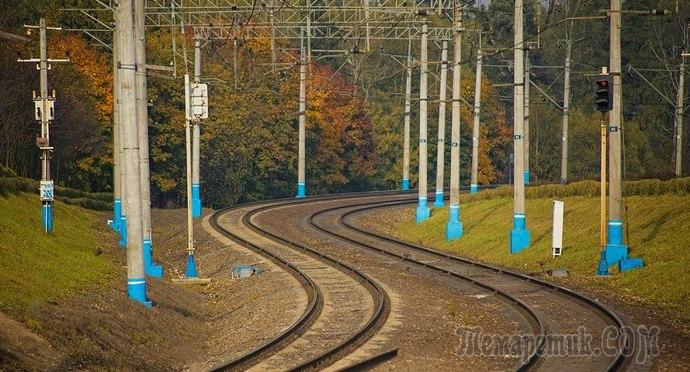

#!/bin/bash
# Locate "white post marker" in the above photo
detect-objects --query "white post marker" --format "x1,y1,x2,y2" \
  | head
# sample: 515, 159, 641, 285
552, 200, 564, 257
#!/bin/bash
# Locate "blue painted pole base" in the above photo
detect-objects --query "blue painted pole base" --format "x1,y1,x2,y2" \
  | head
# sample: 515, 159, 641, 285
192, 184, 202, 219
470, 184, 478, 194
143, 239, 164, 278
186, 253, 199, 278
509, 214, 531, 254
118, 216, 127, 248
524, 170, 531, 185
109, 199, 122, 233
42, 202, 54, 234
596, 220, 644, 275
127, 278, 153, 307
402, 178, 410, 190
415, 197, 430, 223
296, 182, 306, 199
433, 192, 445, 208
446, 205, 463, 241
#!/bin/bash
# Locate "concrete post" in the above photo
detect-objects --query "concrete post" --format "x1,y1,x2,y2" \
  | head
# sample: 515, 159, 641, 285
416, 18, 430, 223
446, 3, 463, 240
675, 56, 685, 177
184, 74, 198, 278
470, 42, 482, 195
524, 49, 531, 184
134, 0, 163, 278
37, 19, 54, 234
192, 34, 202, 217
598, 0, 644, 273
509, 0, 530, 254
402, 37, 412, 190
434, 40, 448, 208
561, 39, 572, 184
296, 32, 307, 198
110, 25, 123, 236
117, 0, 151, 306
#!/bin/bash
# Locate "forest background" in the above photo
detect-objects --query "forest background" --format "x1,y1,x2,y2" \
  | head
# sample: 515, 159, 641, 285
0, 0, 687, 209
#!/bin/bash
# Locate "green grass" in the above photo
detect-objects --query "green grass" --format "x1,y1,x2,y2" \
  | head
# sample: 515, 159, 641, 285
0, 193, 114, 312
394, 193, 690, 323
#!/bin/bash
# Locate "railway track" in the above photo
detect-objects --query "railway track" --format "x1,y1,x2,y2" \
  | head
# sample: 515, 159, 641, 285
208, 191, 635, 371
209, 192, 407, 371
308, 196, 635, 370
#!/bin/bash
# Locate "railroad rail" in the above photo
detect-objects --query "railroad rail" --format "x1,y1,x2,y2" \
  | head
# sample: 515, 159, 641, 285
208, 190, 635, 371
310, 196, 635, 370
209, 192, 406, 371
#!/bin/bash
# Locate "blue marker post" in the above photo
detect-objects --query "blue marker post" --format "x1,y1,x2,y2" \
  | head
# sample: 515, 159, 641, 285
296, 182, 306, 199
596, 221, 644, 275
41, 201, 54, 233
127, 277, 152, 307
192, 183, 202, 218
446, 205, 463, 241
470, 184, 478, 194
119, 214, 128, 248
402, 179, 410, 190
186, 252, 199, 278
510, 214, 531, 254
110, 199, 122, 233
524, 170, 530, 184
143, 239, 164, 278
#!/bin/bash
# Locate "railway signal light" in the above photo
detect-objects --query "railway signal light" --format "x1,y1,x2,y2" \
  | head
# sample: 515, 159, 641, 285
594, 74, 613, 112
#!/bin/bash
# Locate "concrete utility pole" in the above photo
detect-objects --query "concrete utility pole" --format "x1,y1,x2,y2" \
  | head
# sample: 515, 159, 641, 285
675, 55, 686, 177
117, 0, 151, 306
296, 29, 307, 198
509, 0, 530, 254
19, 19, 68, 234
416, 16, 430, 223
135, 0, 163, 278
597, 0, 643, 274
524, 49, 531, 184
183, 74, 198, 279
434, 40, 449, 208
402, 36, 412, 190
110, 25, 124, 240
561, 38, 572, 184
192, 34, 202, 217
470, 34, 482, 195
446, 3, 463, 240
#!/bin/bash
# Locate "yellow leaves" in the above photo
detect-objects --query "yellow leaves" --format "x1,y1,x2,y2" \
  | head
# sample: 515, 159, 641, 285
48, 34, 113, 121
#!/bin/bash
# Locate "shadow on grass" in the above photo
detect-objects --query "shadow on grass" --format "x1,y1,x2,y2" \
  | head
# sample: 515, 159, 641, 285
464, 199, 510, 232
641, 211, 672, 243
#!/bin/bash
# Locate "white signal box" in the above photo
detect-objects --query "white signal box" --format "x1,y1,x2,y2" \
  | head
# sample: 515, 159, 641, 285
34, 99, 54, 121
190, 83, 208, 119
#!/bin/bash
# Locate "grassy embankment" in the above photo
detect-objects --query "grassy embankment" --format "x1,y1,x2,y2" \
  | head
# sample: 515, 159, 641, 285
392, 178, 690, 322
0, 187, 114, 313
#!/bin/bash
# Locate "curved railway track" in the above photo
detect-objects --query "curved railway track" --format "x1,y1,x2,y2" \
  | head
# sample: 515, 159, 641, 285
209, 193, 405, 371
207, 191, 635, 371
308, 196, 635, 371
